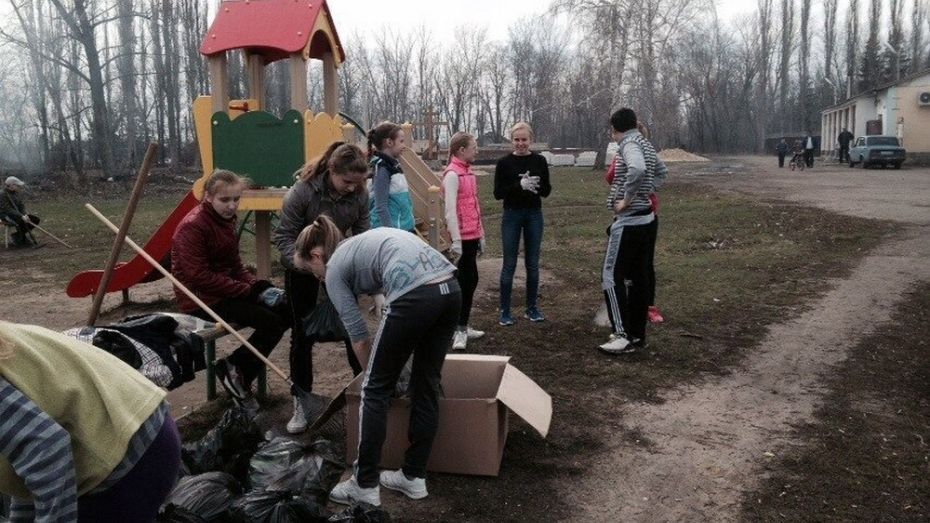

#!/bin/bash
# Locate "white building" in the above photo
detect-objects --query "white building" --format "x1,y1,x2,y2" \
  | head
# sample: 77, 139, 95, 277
821, 69, 930, 161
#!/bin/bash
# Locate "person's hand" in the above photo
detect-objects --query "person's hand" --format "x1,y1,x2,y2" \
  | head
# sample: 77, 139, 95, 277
479, 237, 486, 256
520, 174, 540, 194
352, 338, 372, 371
613, 199, 629, 213
249, 279, 274, 301
22, 214, 30, 223
450, 240, 462, 257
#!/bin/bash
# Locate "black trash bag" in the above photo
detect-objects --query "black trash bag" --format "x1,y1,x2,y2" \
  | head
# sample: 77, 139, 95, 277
296, 441, 344, 505
248, 437, 306, 490
228, 490, 289, 522
156, 505, 209, 523
267, 498, 329, 523
303, 296, 348, 343
254, 439, 342, 505
181, 407, 263, 480
229, 490, 329, 523
161, 472, 241, 522
1, 492, 10, 519
327, 502, 392, 523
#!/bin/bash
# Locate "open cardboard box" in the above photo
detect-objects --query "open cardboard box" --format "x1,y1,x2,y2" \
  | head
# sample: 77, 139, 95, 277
345, 354, 552, 476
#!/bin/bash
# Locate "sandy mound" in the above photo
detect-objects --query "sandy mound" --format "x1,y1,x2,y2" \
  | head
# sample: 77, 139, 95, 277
658, 148, 710, 162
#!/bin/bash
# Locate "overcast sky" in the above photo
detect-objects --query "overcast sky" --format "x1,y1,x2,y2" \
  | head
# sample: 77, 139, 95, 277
328, 0, 754, 45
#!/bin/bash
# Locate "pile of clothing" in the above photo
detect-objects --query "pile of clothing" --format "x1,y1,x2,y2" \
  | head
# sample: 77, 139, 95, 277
63, 313, 212, 389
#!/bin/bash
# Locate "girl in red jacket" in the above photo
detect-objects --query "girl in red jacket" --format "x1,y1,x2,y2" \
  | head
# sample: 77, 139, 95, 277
171, 170, 290, 407
443, 132, 486, 351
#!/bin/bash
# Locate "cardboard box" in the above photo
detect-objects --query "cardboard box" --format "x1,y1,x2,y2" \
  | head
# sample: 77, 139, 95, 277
345, 354, 552, 476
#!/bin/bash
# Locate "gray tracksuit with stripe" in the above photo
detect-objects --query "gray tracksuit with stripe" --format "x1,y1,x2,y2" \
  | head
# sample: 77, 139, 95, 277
602, 129, 667, 340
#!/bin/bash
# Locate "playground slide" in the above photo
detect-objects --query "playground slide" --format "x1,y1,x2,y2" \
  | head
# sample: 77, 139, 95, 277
66, 191, 200, 298
398, 149, 452, 250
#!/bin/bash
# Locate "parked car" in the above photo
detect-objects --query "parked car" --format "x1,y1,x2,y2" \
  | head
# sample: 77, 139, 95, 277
848, 135, 906, 169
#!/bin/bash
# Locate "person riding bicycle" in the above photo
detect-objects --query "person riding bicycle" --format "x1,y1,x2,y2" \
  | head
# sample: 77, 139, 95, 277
790, 140, 805, 168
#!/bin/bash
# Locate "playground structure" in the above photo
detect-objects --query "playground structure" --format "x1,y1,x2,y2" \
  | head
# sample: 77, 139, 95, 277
67, 0, 448, 299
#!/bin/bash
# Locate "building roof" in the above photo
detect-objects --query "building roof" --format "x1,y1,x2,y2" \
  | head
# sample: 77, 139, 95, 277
200, 0, 345, 64
824, 68, 930, 111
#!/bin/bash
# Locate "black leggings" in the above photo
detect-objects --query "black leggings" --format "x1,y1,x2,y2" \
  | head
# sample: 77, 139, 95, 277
285, 269, 362, 394
193, 297, 290, 386
455, 239, 481, 327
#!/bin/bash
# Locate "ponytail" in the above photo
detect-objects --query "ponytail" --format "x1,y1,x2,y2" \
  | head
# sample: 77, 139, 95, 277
294, 214, 345, 265
367, 121, 403, 157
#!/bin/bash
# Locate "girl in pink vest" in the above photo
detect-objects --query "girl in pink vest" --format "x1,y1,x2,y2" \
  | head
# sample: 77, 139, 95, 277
443, 132, 486, 351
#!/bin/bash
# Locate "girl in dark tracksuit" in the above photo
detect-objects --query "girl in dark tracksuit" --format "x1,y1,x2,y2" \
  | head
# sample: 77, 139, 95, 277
293, 217, 460, 508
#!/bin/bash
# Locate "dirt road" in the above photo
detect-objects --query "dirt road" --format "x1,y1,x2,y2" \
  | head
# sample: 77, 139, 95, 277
571, 157, 930, 521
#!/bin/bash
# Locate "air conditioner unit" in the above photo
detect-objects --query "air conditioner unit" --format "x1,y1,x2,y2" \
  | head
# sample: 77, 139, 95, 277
919, 91, 930, 106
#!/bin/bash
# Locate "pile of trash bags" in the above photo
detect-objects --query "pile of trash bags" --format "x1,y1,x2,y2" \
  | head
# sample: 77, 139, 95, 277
158, 407, 391, 523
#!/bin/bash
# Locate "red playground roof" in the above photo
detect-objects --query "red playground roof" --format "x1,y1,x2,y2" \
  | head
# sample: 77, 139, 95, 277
200, 0, 345, 63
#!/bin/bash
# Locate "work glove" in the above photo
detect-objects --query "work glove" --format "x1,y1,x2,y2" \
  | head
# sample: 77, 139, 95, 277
519, 171, 540, 194
479, 237, 486, 255
258, 287, 285, 308
249, 279, 274, 302
450, 240, 463, 257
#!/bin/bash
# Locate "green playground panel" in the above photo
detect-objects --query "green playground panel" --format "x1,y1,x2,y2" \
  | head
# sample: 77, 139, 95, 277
212, 110, 304, 188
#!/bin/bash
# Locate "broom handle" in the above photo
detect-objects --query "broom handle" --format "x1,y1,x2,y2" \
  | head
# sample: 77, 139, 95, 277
84, 203, 292, 384
88, 142, 158, 326
25, 219, 72, 248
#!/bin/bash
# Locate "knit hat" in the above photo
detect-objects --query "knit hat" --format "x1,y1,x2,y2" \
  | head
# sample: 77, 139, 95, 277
4, 176, 25, 187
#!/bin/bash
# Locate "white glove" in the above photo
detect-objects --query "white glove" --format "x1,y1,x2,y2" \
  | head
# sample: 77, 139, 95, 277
520, 173, 540, 194
450, 240, 462, 257
22, 214, 30, 222
479, 237, 486, 255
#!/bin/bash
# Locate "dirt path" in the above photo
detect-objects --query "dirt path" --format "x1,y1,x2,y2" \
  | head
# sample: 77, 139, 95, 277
571, 157, 930, 522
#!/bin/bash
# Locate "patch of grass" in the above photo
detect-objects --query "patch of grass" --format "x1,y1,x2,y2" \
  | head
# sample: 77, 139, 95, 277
741, 283, 930, 522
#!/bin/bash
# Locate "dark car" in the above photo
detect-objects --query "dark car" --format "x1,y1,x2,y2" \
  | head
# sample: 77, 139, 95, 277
848, 135, 906, 169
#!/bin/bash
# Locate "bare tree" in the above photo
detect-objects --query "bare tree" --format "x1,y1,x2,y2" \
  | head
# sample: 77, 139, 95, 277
845, 0, 860, 93
777, 0, 794, 129
911, 0, 927, 70
860, 0, 883, 90
47, 0, 117, 179
823, 0, 838, 84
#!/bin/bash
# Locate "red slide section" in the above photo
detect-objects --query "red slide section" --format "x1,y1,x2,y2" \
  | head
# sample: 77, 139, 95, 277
66, 191, 200, 298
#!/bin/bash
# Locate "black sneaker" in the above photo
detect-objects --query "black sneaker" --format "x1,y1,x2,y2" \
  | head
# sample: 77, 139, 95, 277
631, 338, 650, 351
215, 359, 250, 405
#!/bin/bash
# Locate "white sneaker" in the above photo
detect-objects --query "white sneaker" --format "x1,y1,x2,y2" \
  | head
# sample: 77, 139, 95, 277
329, 476, 380, 506
598, 335, 635, 354
380, 469, 428, 500
286, 396, 307, 434
465, 326, 485, 340
452, 330, 467, 351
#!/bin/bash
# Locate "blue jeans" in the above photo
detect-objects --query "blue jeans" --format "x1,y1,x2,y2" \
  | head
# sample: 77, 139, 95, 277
500, 207, 543, 312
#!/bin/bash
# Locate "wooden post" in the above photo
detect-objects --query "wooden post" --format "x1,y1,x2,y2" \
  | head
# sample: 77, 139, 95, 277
428, 186, 442, 249
290, 54, 308, 112
208, 54, 229, 113
87, 143, 158, 326
246, 51, 265, 110
322, 51, 338, 116
255, 211, 272, 279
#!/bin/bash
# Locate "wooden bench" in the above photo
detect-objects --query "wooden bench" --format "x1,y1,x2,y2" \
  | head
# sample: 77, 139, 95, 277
193, 325, 267, 401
